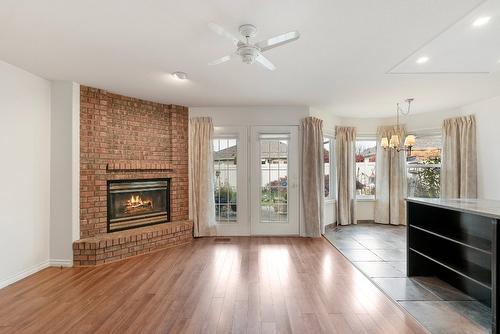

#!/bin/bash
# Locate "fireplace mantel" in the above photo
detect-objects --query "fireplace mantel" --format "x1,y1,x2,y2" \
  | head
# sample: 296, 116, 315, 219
106, 161, 173, 171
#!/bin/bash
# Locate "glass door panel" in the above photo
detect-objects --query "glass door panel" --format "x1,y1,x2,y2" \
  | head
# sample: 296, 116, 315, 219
251, 126, 299, 235
213, 137, 238, 223
212, 127, 249, 236
260, 136, 289, 223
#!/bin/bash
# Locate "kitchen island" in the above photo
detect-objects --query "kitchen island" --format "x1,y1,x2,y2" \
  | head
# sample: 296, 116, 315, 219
406, 198, 500, 333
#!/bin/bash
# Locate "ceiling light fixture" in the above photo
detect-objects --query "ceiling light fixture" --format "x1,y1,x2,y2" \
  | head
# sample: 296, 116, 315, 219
381, 98, 416, 155
416, 56, 430, 64
172, 71, 188, 80
472, 16, 491, 27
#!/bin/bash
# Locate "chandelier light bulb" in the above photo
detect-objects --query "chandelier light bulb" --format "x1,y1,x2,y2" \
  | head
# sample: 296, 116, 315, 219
390, 135, 400, 148
381, 137, 389, 148
404, 135, 416, 147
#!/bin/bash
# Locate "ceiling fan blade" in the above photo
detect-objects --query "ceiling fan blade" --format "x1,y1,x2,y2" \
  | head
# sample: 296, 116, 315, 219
208, 22, 240, 45
208, 54, 233, 66
255, 31, 300, 52
255, 54, 276, 71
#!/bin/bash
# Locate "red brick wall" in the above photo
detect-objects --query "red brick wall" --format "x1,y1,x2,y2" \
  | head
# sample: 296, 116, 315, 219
80, 86, 189, 238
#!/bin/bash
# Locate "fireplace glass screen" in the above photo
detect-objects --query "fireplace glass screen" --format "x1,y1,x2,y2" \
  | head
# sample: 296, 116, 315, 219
108, 179, 170, 232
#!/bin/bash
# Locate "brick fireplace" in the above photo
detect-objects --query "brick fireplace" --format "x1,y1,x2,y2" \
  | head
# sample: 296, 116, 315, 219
107, 178, 170, 232
73, 86, 192, 266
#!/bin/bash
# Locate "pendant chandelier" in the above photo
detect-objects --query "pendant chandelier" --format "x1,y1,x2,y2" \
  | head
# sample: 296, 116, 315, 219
381, 98, 416, 155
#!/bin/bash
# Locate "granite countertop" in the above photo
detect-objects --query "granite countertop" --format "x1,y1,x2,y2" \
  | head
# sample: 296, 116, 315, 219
406, 197, 500, 220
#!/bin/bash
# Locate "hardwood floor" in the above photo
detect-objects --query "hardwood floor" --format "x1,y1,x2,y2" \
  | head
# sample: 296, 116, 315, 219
0, 237, 427, 334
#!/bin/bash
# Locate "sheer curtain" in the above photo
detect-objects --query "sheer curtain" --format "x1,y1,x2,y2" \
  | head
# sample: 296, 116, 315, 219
189, 117, 216, 237
301, 117, 324, 237
374, 126, 407, 226
335, 126, 357, 226
441, 115, 477, 198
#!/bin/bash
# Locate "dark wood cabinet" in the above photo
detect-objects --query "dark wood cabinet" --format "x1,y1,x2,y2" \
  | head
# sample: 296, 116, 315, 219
406, 198, 500, 333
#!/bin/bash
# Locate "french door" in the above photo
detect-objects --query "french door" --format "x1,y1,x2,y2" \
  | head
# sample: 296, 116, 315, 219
213, 126, 299, 236
250, 126, 299, 235
213, 127, 249, 235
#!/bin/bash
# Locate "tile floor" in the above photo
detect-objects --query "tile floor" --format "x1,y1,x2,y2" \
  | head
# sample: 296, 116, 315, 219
324, 222, 491, 334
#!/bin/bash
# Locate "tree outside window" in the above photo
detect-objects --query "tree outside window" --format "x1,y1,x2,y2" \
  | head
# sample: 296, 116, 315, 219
355, 140, 376, 199
406, 134, 441, 198
323, 137, 334, 198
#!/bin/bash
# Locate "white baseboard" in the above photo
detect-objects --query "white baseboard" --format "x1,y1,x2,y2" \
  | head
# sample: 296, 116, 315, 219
0, 258, 73, 290
0, 260, 51, 289
49, 259, 73, 267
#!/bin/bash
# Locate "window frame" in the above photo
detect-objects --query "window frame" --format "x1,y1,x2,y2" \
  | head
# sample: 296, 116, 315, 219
213, 135, 239, 224
323, 135, 335, 201
355, 136, 377, 201
405, 129, 442, 199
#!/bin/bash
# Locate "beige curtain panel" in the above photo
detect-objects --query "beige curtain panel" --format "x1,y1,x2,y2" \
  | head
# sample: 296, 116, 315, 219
301, 117, 324, 237
441, 115, 477, 199
189, 117, 217, 237
335, 126, 357, 226
374, 125, 407, 226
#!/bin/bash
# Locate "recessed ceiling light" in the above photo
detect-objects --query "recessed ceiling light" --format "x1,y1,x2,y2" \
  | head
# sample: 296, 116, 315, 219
472, 16, 491, 27
416, 56, 430, 64
172, 71, 188, 80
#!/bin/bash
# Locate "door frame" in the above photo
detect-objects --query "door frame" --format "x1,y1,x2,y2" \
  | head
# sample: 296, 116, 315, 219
250, 126, 300, 235
213, 126, 250, 236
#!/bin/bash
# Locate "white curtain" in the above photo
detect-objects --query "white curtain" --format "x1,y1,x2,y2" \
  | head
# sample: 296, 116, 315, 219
189, 117, 216, 237
335, 126, 357, 226
374, 126, 407, 226
441, 115, 477, 199
301, 117, 324, 237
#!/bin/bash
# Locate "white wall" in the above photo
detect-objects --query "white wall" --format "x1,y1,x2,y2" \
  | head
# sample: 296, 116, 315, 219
457, 96, 500, 200
0, 61, 51, 288
339, 108, 459, 135
190, 106, 310, 126
50, 81, 79, 265
309, 107, 341, 134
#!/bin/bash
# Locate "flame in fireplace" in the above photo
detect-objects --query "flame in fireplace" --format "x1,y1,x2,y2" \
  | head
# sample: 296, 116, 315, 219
125, 194, 153, 212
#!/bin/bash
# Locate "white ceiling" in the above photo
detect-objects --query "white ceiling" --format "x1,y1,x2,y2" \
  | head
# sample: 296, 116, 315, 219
0, 0, 499, 117
390, 0, 500, 74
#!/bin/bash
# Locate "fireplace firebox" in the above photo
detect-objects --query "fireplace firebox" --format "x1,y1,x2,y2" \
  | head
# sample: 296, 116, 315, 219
107, 179, 170, 232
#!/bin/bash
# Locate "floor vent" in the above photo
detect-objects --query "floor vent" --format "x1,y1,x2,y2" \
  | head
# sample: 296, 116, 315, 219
214, 237, 231, 242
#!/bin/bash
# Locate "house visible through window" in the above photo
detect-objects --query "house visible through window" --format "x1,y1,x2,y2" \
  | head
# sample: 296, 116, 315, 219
355, 140, 376, 199
323, 137, 334, 199
260, 136, 289, 223
213, 138, 238, 222
407, 133, 442, 198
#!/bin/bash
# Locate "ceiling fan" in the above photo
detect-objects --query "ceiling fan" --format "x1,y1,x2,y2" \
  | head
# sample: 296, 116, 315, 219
208, 23, 300, 71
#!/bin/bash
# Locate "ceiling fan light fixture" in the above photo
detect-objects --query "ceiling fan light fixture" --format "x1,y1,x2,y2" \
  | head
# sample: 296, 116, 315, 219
238, 45, 259, 64
207, 22, 300, 71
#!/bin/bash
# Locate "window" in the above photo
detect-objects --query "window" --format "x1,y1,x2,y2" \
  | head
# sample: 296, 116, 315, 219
407, 133, 442, 198
355, 140, 377, 199
260, 135, 289, 223
324, 137, 334, 199
213, 138, 238, 223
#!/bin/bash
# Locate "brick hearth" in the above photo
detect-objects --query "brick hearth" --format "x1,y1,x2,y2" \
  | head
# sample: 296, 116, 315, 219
73, 221, 192, 266
74, 86, 192, 266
